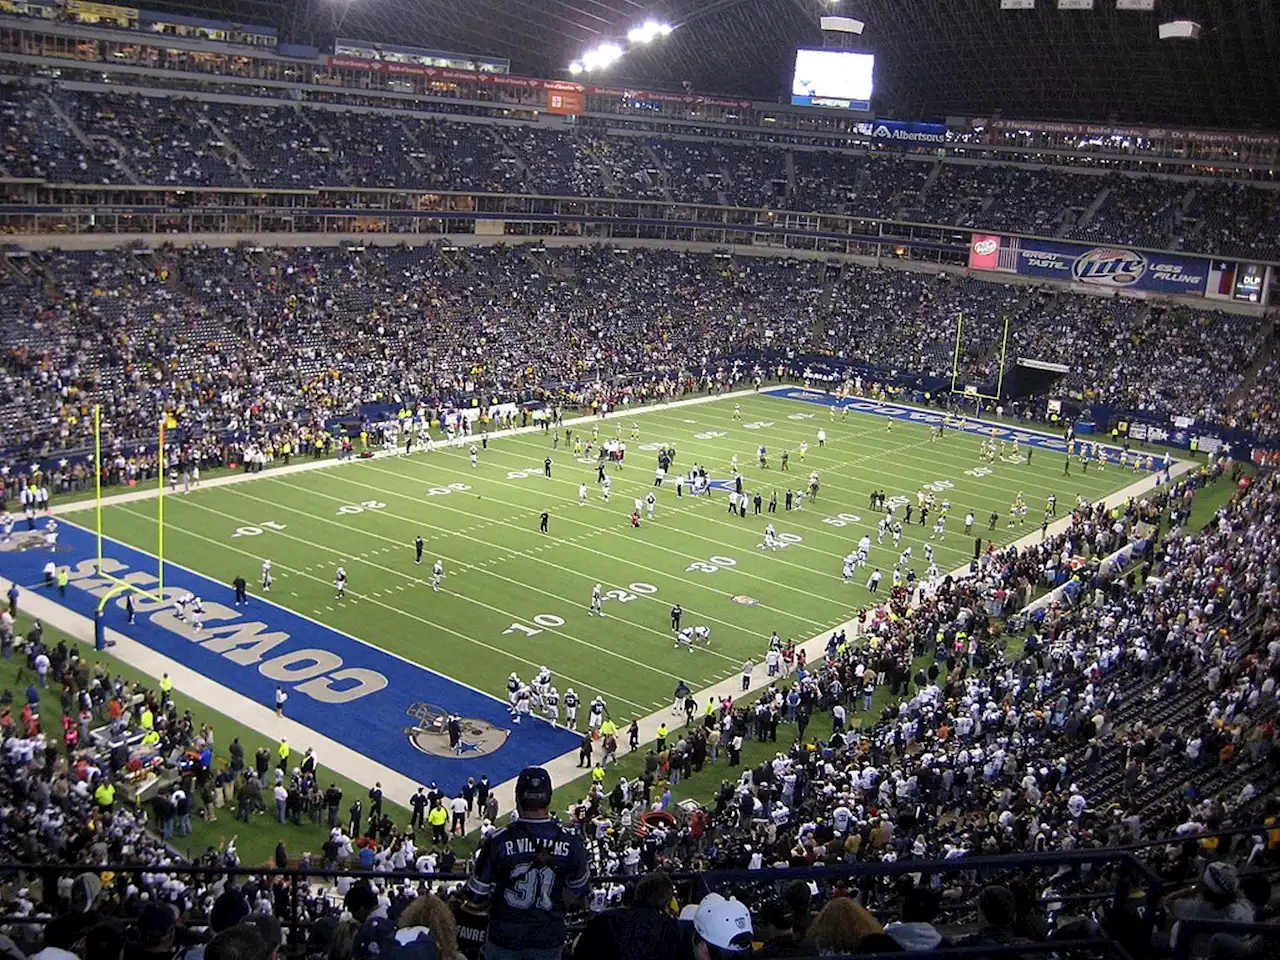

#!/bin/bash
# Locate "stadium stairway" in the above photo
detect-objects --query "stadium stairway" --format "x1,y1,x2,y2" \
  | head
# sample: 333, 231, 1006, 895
640, 139, 675, 202
42, 89, 142, 185
784, 147, 797, 198
1073, 184, 1113, 234
200, 113, 258, 189
1223, 336, 1278, 409
41, 89, 96, 153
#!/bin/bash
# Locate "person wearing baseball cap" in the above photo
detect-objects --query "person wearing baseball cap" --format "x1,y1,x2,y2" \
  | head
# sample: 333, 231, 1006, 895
691, 894, 754, 957
468, 767, 589, 960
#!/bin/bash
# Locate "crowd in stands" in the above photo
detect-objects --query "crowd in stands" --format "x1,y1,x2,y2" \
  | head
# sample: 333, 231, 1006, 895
995, 290, 1267, 421
2, 449, 1277, 960
4, 80, 1279, 259
0, 241, 1272, 477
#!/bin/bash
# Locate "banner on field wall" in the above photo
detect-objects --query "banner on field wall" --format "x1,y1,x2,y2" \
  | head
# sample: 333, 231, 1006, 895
967, 233, 1211, 297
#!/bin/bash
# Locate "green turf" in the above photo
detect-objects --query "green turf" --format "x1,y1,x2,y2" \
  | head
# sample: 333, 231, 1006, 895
82, 394, 1139, 723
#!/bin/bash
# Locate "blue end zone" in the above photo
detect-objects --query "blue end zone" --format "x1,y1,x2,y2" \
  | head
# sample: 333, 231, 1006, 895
0, 521, 580, 791
772, 389, 1166, 469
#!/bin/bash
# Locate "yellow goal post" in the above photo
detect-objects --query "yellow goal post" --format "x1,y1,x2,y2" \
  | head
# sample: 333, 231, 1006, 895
949, 312, 1012, 403
92, 404, 167, 611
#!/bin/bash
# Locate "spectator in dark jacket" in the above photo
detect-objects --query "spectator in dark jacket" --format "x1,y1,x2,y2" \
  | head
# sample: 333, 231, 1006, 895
571, 871, 682, 960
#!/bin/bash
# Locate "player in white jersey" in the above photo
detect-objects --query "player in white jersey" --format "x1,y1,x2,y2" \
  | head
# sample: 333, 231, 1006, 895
513, 685, 532, 723
589, 583, 604, 616
858, 535, 872, 559
676, 627, 695, 650
174, 592, 193, 621
645, 491, 656, 519
432, 560, 444, 592
899, 545, 913, 567
931, 517, 945, 540
261, 559, 273, 592
759, 523, 778, 551
927, 561, 940, 583
877, 517, 889, 544
534, 665, 552, 700
544, 686, 560, 723
601, 475, 612, 501
506, 672, 521, 707
43, 518, 58, 552
564, 688, 579, 728
334, 567, 348, 599
0, 510, 12, 542
842, 558, 855, 583
579, 483, 588, 505
693, 625, 711, 645
469, 444, 478, 468
924, 542, 934, 563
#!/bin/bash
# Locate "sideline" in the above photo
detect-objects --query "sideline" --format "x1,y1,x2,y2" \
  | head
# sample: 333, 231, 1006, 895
12, 384, 1198, 826
483, 453, 1195, 816
53, 385, 770, 516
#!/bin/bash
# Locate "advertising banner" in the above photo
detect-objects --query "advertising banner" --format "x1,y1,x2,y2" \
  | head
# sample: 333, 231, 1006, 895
860, 119, 948, 145
546, 90, 585, 116
966, 234, 1210, 296
968, 233, 1001, 271
965, 116, 1280, 149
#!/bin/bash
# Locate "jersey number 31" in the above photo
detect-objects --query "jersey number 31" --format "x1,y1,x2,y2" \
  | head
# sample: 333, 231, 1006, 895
504, 865, 556, 911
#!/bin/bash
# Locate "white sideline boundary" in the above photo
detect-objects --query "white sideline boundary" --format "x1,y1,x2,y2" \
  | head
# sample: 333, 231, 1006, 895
10, 382, 1198, 829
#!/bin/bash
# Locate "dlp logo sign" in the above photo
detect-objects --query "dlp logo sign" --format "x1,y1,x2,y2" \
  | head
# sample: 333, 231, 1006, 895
1072, 247, 1147, 287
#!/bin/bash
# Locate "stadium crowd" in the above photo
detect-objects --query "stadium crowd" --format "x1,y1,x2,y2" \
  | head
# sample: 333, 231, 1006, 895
3, 81, 1280, 259
2, 449, 1277, 960
0, 242, 1270, 488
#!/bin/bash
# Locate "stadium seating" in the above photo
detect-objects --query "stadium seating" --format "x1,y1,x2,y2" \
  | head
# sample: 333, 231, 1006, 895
2, 88, 1278, 960
4, 80, 1277, 258
0, 244, 1267, 467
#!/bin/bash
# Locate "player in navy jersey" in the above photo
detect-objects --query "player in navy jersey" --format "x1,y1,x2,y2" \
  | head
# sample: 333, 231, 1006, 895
468, 766, 589, 960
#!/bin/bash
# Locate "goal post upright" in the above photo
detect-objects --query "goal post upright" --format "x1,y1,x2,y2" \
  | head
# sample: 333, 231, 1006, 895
949, 311, 964, 396
157, 416, 165, 599
91, 403, 167, 604
950, 314, 1012, 404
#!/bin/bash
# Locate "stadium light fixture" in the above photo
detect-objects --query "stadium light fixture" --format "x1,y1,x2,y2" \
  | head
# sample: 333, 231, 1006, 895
571, 19, 673, 73
627, 19, 671, 43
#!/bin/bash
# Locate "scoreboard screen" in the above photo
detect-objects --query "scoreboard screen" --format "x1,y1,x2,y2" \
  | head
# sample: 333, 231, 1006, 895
791, 49, 874, 110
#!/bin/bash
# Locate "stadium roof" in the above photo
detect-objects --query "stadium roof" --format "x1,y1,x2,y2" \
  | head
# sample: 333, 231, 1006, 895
147, 0, 1280, 129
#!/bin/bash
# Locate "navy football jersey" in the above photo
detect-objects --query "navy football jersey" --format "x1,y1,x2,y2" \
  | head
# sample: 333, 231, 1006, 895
468, 816, 590, 950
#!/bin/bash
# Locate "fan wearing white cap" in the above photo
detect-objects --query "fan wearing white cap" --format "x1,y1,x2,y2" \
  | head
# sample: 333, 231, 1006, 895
691, 893, 755, 956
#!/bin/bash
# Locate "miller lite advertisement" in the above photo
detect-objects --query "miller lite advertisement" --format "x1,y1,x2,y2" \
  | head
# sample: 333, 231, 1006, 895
967, 233, 1213, 297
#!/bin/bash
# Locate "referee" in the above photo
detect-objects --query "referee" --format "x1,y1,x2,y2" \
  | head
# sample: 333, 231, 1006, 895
671, 603, 682, 631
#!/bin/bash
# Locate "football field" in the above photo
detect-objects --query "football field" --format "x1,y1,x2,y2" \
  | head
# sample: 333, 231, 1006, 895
103, 390, 1129, 705
8, 387, 1150, 790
